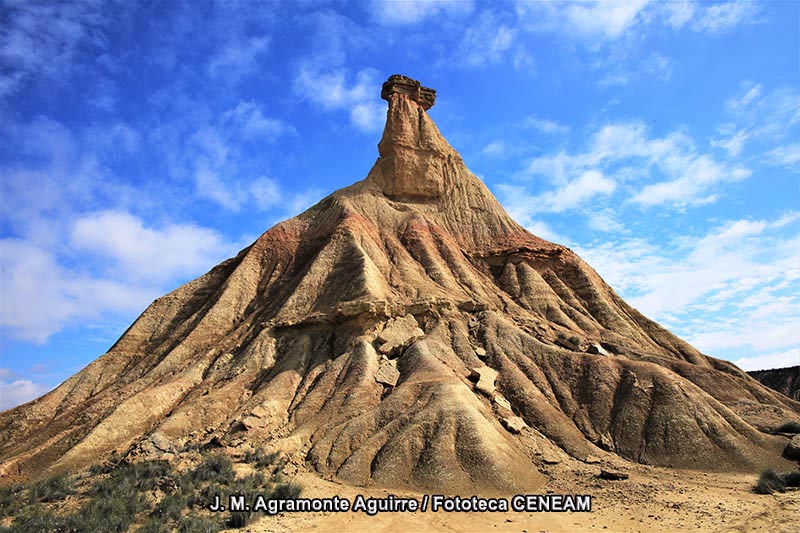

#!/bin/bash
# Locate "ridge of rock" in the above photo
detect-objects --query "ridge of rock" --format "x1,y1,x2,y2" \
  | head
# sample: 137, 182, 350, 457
1, 75, 797, 492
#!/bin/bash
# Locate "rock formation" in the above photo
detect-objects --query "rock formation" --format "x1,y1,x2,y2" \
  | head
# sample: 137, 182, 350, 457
749, 366, 800, 401
1, 75, 798, 492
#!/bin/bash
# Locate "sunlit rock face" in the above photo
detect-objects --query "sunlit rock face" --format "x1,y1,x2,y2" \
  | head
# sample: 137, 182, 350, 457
1, 75, 797, 492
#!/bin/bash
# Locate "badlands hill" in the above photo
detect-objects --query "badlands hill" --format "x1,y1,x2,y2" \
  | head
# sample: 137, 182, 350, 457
1, 75, 798, 492
749, 366, 800, 401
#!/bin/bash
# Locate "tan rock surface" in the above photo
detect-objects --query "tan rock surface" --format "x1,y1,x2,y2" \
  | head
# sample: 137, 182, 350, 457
501, 415, 527, 434
1, 75, 797, 495
470, 365, 499, 396
375, 359, 400, 387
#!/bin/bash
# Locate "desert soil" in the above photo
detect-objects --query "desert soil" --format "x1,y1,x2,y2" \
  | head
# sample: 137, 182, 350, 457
224, 461, 799, 533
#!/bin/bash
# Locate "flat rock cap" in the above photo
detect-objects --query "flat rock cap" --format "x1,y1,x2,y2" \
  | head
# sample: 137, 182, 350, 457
381, 74, 436, 110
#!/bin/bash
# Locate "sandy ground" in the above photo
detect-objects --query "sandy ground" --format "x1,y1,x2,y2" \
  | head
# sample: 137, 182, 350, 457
224, 459, 799, 533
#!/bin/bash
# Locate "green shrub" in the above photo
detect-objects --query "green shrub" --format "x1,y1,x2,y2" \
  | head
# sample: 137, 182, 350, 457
775, 421, 800, 434
244, 447, 279, 469
227, 508, 257, 528
150, 491, 187, 522
28, 472, 74, 503
0, 484, 23, 516
568, 335, 581, 347
137, 519, 172, 533
188, 481, 227, 510
11, 507, 66, 531
189, 454, 234, 484
87, 451, 124, 476
782, 470, 800, 487
68, 490, 150, 532
2, 452, 300, 533
271, 481, 302, 500
755, 469, 786, 494
177, 514, 220, 533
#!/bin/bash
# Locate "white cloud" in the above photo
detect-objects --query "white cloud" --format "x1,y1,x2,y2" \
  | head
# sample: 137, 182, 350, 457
709, 82, 799, 167
250, 177, 284, 211
370, 0, 474, 25
482, 140, 506, 157
727, 82, 762, 112
350, 101, 385, 132
70, 210, 236, 282
293, 67, 385, 132
733, 349, 799, 373
222, 101, 294, 140
764, 144, 800, 168
0, 238, 159, 343
207, 36, 270, 81
524, 116, 569, 135
458, 12, 517, 67
544, 170, 616, 212
517, 0, 651, 40
692, 1, 761, 34
0, 116, 150, 248
186, 124, 293, 212
285, 188, 323, 218
659, 0, 695, 29
194, 165, 240, 210
0, 0, 111, 99
711, 125, 749, 156
586, 207, 626, 234
497, 169, 615, 221
0, 379, 52, 411
521, 120, 750, 208
642, 51, 672, 80
715, 82, 800, 156
630, 155, 750, 207
574, 213, 800, 369
517, 1, 760, 44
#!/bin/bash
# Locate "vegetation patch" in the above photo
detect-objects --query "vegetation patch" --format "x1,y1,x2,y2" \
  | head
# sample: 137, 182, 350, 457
755, 468, 800, 494
0, 450, 301, 532
775, 421, 800, 434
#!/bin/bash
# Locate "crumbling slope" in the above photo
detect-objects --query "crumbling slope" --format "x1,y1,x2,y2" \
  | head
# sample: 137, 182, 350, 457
2, 76, 798, 491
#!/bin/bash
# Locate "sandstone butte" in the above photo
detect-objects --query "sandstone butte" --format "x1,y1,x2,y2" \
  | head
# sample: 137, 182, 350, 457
1, 74, 798, 493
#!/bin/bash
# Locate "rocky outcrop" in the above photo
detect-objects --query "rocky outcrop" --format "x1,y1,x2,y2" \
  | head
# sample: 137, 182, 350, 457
784, 435, 800, 460
470, 365, 498, 396
381, 74, 436, 110
749, 366, 800, 401
1, 75, 797, 492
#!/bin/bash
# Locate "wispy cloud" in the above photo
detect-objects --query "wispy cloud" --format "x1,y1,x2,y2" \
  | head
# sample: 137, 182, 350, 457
207, 36, 270, 82
0, 378, 52, 411
293, 67, 385, 132
690, 1, 762, 34
481, 140, 506, 158
0, 0, 113, 99
70, 210, 236, 282
221, 101, 295, 141
517, 0, 651, 41
734, 349, 799, 373
499, 169, 616, 215
524, 116, 570, 135
575, 212, 800, 369
0, 237, 160, 343
518, 120, 750, 208
710, 81, 800, 173
370, 0, 474, 25
516, 1, 761, 44
457, 11, 518, 67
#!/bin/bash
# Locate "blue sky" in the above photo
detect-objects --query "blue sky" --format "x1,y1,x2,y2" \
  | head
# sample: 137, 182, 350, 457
1, 0, 798, 410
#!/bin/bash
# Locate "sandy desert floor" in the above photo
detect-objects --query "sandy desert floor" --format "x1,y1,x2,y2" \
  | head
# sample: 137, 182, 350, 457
224, 459, 799, 533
